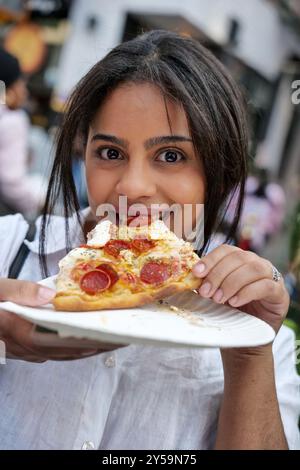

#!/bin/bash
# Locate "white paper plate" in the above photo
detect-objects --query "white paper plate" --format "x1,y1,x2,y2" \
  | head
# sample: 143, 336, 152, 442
0, 276, 275, 348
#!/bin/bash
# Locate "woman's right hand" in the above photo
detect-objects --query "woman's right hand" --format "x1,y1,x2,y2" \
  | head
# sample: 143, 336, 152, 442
0, 278, 122, 362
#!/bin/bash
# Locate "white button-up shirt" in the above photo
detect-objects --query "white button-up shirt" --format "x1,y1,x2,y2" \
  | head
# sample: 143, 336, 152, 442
0, 210, 299, 450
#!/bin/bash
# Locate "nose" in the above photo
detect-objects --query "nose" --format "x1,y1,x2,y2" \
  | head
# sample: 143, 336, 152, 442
115, 160, 156, 200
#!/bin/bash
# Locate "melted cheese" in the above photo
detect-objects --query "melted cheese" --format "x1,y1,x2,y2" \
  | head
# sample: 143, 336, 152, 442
120, 249, 135, 265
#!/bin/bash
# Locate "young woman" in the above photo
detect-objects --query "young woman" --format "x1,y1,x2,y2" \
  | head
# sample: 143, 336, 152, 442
0, 30, 299, 450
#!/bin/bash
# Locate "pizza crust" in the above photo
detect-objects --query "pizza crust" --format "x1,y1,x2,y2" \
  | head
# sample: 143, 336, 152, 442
52, 273, 202, 311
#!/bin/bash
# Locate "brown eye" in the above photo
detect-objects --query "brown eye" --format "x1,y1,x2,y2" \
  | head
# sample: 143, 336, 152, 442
97, 148, 123, 160
156, 150, 185, 163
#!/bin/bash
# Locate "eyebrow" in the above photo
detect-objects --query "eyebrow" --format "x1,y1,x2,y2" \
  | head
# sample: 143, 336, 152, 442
91, 133, 193, 150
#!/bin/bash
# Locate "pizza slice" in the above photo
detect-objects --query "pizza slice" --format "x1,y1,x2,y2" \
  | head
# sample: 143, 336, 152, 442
52, 219, 202, 311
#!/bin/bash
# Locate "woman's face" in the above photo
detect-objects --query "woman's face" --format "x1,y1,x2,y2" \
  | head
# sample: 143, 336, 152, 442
85, 82, 205, 240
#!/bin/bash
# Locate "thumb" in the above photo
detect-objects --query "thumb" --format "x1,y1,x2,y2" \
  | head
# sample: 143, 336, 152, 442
0, 278, 56, 306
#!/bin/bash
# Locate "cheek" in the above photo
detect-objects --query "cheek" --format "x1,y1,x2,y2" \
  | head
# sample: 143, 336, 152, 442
85, 164, 116, 211
166, 173, 205, 205
161, 170, 205, 240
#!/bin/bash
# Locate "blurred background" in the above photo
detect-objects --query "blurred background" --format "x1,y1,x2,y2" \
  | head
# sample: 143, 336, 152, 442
0, 0, 300, 343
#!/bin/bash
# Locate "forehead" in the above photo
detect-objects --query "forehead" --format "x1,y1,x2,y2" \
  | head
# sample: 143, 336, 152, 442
90, 82, 190, 137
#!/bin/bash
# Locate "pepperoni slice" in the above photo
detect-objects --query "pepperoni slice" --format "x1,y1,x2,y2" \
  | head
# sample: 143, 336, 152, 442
140, 262, 171, 285
131, 238, 156, 254
96, 263, 119, 286
80, 269, 111, 294
103, 240, 132, 257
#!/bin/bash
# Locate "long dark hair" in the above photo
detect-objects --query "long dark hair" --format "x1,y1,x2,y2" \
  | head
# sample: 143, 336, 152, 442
40, 29, 248, 276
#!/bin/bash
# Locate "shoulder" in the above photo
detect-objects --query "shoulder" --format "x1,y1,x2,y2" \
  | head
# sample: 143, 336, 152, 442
0, 213, 29, 277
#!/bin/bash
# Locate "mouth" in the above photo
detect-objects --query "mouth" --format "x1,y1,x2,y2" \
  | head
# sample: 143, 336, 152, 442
120, 210, 170, 225
99, 207, 170, 226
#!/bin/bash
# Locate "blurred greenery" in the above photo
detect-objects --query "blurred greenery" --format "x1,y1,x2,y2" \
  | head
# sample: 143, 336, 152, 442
290, 201, 300, 282
286, 201, 300, 375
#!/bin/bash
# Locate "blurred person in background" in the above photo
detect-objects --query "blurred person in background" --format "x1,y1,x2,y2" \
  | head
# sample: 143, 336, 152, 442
225, 169, 286, 254
0, 47, 47, 220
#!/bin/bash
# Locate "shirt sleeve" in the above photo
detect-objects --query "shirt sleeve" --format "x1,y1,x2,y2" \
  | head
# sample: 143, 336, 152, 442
273, 325, 300, 449
0, 214, 29, 278
0, 110, 45, 215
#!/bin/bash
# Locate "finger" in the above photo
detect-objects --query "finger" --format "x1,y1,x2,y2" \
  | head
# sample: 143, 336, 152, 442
1, 335, 47, 362
7, 353, 47, 363
30, 348, 100, 360
28, 348, 105, 361
196, 250, 254, 299
227, 278, 284, 308
192, 245, 242, 278
211, 259, 273, 304
27, 343, 124, 359
3, 333, 100, 361
0, 312, 52, 361
46, 353, 99, 362
0, 311, 37, 349
1, 311, 125, 360
0, 279, 55, 306
30, 330, 125, 350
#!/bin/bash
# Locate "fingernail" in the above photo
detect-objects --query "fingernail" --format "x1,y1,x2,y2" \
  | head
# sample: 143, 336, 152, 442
193, 262, 206, 276
38, 287, 56, 302
200, 282, 211, 296
213, 288, 223, 303
229, 296, 238, 306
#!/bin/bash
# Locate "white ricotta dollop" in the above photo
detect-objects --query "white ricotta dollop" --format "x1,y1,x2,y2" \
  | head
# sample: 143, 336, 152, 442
86, 220, 116, 247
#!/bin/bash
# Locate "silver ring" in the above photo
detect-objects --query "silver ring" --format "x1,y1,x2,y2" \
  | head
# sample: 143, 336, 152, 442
271, 265, 282, 282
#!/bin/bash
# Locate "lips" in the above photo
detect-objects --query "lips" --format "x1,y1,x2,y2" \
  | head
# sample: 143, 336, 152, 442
100, 207, 170, 225
122, 209, 170, 225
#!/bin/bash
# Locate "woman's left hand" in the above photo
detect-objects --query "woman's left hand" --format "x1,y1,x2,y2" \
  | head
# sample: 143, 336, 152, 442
192, 244, 290, 335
